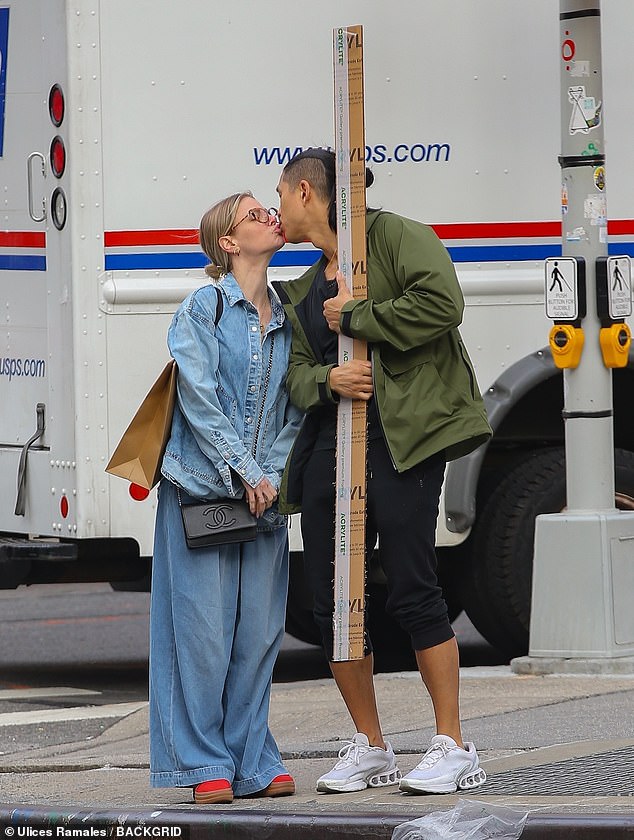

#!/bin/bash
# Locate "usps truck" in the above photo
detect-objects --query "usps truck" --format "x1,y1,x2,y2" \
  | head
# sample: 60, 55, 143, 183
2, 0, 633, 657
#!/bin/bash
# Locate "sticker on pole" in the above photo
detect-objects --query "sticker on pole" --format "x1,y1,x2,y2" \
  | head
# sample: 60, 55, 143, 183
545, 257, 579, 321
568, 85, 602, 135
606, 256, 632, 319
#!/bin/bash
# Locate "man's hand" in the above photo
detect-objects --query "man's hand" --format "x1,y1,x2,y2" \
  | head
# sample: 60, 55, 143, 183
241, 476, 277, 518
329, 360, 373, 401
323, 271, 353, 333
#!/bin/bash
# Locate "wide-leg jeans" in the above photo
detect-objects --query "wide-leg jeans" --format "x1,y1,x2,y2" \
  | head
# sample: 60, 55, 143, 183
149, 479, 289, 794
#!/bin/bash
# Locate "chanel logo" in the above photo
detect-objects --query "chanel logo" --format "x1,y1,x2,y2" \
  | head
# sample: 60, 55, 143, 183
203, 505, 237, 530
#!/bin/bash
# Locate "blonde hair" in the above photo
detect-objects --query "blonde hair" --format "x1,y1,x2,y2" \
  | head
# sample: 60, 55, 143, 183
199, 191, 253, 280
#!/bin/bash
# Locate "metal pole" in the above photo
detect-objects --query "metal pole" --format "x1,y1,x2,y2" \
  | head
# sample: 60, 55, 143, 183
559, 0, 615, 511
515, 0, 634, 667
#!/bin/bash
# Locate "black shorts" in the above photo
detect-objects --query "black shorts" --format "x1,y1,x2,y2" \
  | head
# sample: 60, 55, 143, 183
300, 435, 454, 659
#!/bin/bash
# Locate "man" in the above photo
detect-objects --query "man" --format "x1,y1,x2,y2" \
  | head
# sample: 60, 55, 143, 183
274, 148, 491, 795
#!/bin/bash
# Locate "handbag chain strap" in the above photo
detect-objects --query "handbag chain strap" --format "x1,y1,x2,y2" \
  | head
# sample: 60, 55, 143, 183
252, 333, 275, 455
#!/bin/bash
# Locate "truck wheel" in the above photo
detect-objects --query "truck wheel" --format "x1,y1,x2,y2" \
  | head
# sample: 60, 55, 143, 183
454, 459, 524, 657
469, 447, 634, 656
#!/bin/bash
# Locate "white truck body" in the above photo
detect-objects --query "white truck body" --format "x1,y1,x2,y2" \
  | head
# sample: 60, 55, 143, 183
2, 0, 633, 650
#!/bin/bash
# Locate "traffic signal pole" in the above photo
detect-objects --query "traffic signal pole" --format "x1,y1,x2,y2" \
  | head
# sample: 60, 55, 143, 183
513, 0, 634, 673
557, 1, 613, 511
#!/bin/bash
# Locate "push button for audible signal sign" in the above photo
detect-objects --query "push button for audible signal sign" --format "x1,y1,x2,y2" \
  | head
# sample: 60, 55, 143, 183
549, 324, 585, 369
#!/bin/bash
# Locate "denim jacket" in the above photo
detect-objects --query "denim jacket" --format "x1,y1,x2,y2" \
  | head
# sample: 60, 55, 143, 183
161, 274, 302, 521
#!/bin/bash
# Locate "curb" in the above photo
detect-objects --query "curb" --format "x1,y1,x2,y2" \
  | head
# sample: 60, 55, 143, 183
1, 805, 634, 839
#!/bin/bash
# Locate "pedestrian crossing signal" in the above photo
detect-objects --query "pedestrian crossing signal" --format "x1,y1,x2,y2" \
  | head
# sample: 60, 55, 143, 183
545, 256, 586, 323
596, 255, 633, 323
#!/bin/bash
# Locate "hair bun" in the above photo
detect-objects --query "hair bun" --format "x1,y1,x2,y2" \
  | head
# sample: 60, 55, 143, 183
365, 168, 374, 189
204, 263, 223, 281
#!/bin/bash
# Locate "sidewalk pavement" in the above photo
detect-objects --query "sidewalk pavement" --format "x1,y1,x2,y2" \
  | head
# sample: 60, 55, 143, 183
1, 666, 634, 838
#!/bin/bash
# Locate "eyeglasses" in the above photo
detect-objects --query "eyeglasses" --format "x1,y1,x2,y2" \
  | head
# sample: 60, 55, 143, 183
228, 207, 278, 234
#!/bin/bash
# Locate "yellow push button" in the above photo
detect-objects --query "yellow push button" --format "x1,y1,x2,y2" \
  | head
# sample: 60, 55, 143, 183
548, 324, 585, 369
599, 323, 631, 368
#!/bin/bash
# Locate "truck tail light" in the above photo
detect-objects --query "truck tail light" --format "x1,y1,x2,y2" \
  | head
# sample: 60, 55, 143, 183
49, 84, 65, 126
51, 187, 67, 230
50, 136, 66, 178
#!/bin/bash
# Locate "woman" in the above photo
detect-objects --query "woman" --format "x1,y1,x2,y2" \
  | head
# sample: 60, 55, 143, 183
274, 149, 491, 795
149, 192, 301, 804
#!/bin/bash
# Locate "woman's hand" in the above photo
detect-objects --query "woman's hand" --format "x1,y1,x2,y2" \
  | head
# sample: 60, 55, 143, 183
241, 476, 278, 517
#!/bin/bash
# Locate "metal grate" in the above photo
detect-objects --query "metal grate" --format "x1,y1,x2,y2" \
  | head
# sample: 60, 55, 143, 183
483, 746, 634, 796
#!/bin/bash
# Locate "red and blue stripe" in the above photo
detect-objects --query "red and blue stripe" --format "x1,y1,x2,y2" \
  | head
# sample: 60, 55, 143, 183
104, 221, 634, 271
8, 223, 632, 274
0, 232, 46, 270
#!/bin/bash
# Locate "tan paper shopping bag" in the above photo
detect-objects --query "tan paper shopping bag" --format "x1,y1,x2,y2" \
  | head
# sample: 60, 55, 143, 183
106, 359, 177, 490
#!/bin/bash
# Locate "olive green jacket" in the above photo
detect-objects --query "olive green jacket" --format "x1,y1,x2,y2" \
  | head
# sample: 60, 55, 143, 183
274, 210, 491, 512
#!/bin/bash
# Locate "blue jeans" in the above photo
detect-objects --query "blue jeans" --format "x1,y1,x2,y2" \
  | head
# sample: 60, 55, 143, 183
149, 479, 289, 794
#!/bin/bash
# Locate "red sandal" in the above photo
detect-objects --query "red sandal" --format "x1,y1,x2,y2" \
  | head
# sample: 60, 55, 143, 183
193, 779, 233, 804
255, 773, 296, 797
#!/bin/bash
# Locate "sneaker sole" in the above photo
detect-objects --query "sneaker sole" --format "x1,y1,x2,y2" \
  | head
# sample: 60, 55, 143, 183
459, 767, 487, 791
317, 767, 401, 794
369, 767, 402, 787
316, 779, 368, 793
399, 767, 486, 795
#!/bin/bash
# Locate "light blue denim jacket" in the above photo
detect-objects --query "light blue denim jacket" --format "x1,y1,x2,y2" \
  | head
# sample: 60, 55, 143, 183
161, 274, 302, 519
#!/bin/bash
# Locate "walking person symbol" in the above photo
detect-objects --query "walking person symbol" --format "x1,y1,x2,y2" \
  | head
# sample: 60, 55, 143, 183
612, 260, 626, 292
549, 261, 572, 293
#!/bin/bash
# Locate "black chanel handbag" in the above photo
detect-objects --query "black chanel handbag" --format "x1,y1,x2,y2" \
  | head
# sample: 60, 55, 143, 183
178, 493, 257, 549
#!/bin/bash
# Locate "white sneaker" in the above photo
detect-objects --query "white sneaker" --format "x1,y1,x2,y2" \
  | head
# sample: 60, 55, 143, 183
316, 733, 402, 793
399, 735, 486, 794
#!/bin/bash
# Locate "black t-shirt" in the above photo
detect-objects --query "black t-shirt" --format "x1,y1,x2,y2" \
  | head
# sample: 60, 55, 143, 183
301, 261, 381, 449
307, 262, 339, 367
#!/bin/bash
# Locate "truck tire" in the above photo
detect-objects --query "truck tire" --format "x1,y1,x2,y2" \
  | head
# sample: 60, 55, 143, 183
453, 457, 525, 657
464, 447, 634, 657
